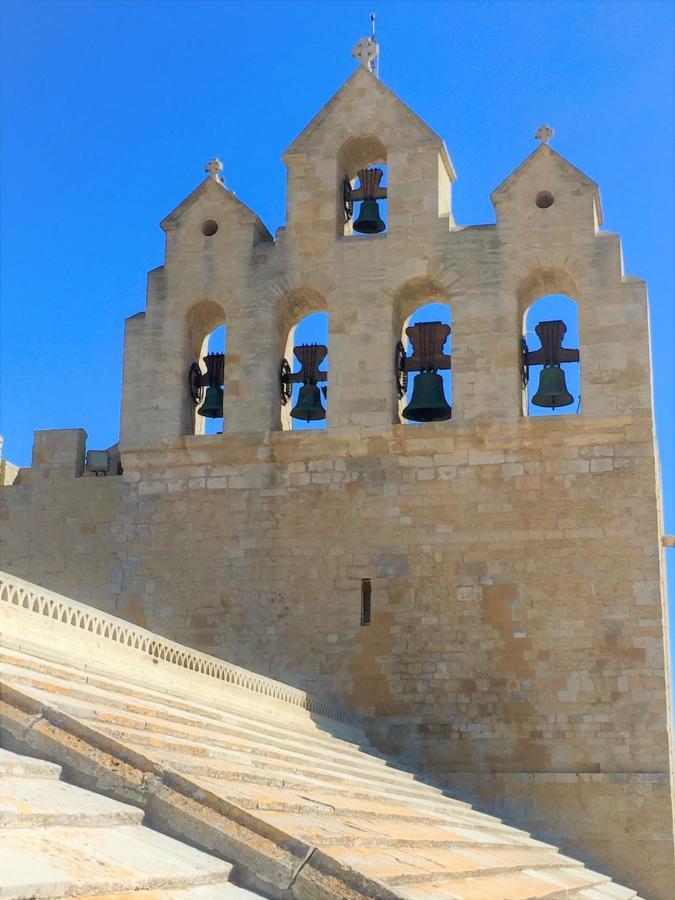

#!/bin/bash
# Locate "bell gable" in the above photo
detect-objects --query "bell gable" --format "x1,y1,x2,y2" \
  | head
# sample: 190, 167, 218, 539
491, 142, 603, 230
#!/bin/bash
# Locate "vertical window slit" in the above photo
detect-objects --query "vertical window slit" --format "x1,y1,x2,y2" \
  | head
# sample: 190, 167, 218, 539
361, 579, 371, 626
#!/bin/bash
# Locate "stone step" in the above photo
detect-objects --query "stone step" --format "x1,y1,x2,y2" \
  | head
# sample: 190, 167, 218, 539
10, 673, 396, 777
98, 725, 529, 840
0, 822, 235, 900
0, 649, 375, 759
115, 742, 492, 825
74, 885, 263, 899
321, 844, 586, 887
89, 718, 436, 794
254, 810, 556, 851
208, 776, 527, 844
0, 776, 144, 828
574, 885, 638, 899
26, 690, 489, 821
0, 648, 362, 746
191, 774, 536, 838
0, 748, 62, 780
392, 867, 611, 899
73, 884, 261, 899
123, 740, 450, 806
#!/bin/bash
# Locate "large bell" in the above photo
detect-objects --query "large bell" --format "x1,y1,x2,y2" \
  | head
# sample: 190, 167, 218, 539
532, 365, 573, 409
290, 383, 326, 422
402, 371, 452, 422
197, 385, 224, 418
353, 199, 386, 235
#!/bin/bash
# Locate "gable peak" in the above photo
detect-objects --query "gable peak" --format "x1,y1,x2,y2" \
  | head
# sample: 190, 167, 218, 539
160, 171, 271, 238
282, 66, 447, 162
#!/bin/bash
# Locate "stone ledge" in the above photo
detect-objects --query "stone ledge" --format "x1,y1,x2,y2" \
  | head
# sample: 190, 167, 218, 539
118, 413, 652, 471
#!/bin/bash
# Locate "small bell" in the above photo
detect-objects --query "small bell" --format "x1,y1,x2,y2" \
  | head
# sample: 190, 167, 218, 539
402, 371, 452, 422
197, 385, 224, 418
532, 365, 573, 409
353, 199, 386, 234
290, 383, 326, 422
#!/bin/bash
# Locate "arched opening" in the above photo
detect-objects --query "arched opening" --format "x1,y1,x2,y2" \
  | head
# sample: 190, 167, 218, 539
523, 294, 580, 417
398, 301, 452, 425
281, 312, 329, 431
186, 300, 227, 435
338, 135, 388, 238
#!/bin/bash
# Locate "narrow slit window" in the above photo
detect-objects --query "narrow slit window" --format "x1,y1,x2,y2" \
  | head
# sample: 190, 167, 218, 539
361, 579, 372, 626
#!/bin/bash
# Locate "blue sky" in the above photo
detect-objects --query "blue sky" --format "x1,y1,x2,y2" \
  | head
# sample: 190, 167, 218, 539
1, 1, 673, 640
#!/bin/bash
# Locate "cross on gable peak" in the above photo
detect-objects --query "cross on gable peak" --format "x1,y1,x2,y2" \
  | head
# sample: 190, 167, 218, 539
535, 124, 554, 145
205, 157, 225, 185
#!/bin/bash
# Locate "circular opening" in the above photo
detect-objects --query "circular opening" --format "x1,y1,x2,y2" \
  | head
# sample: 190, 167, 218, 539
535, 191, 555, 209
201, 219, 219, 236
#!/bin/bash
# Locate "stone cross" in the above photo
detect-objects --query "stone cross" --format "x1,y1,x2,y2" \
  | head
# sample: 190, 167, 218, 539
352, 37, 379, 73
204, 157, 224, 183
535, 124, 554, 145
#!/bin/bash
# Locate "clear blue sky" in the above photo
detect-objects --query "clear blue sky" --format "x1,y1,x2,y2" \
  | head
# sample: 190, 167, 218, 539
1, 1, 673, 644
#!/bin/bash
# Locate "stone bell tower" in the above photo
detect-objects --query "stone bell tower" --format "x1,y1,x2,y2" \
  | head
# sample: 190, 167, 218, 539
1, 38, 673, 900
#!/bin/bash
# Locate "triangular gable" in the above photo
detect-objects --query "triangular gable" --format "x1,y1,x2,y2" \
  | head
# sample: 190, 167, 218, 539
491, 144, 603, 224
283, 67, 455, 180
160, 176, 272, 238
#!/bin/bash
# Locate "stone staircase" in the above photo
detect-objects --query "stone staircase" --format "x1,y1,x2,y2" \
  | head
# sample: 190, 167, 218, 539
0, 571, 641, 899
0, 747, 260, 899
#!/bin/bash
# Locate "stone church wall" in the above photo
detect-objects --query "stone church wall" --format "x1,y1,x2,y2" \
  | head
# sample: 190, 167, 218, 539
1, 411, 672, 896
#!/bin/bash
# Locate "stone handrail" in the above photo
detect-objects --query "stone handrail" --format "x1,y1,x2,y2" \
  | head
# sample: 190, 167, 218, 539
0, 569, 360, 726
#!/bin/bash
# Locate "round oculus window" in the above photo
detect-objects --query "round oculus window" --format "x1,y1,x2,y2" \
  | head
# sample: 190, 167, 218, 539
535, 191, 555, 209
201, 219, 219, 236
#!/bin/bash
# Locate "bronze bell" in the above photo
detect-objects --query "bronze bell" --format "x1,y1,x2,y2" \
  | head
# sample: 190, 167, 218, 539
532, 365, 573, 409
197, 385, 224, 418
290, 383, 326, 422
402, 371, 452, 422
353, 199, 386, 234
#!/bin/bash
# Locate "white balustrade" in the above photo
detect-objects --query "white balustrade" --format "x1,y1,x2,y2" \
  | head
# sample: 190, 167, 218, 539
0, 569, 359, 725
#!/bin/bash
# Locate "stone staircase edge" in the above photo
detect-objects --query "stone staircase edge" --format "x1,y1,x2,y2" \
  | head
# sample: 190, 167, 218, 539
0, 679, 406, 900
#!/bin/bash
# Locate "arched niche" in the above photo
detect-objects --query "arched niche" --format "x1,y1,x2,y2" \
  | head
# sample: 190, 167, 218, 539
186, 299, 227, 435
277, 288, 328, 432
393, 277, 453, 425
337, 134, 388, 238
520, 274, 581, 417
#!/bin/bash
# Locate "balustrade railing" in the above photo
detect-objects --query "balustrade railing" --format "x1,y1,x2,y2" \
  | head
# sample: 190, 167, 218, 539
0, 569, 359, 726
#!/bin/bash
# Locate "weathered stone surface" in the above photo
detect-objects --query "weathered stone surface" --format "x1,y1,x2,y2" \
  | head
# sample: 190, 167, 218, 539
0, 744, 263, 900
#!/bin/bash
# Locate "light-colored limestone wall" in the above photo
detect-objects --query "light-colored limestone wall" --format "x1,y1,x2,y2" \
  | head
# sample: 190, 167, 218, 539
2, 68, 673, 898
1, 415, 673, 896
